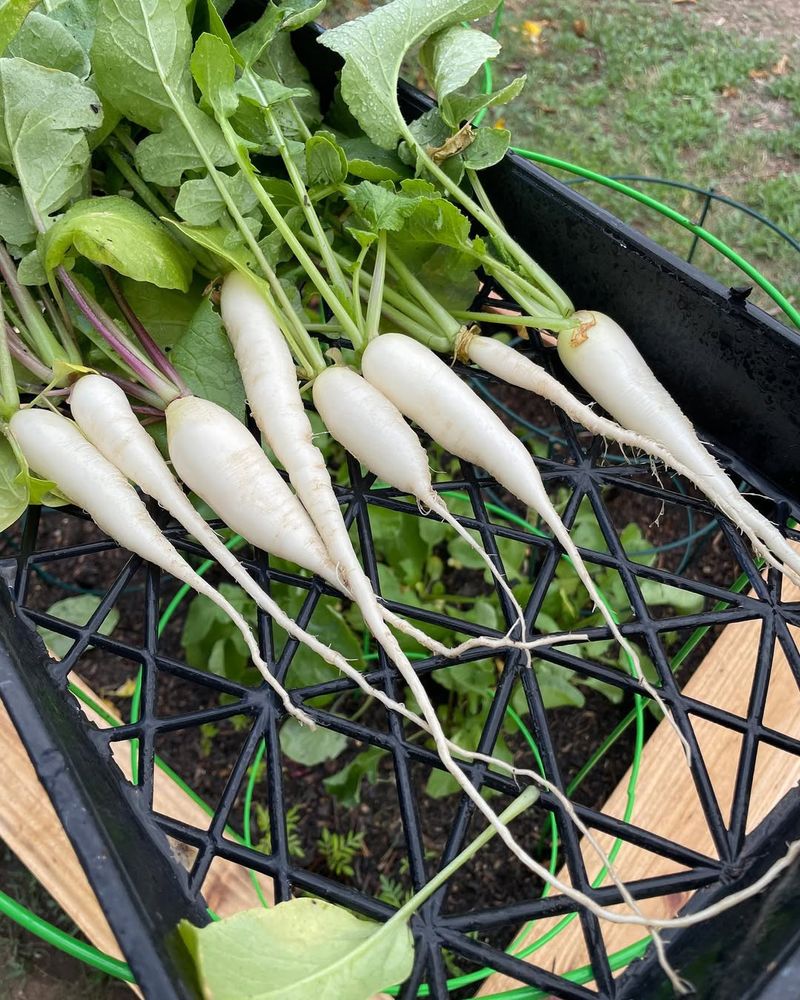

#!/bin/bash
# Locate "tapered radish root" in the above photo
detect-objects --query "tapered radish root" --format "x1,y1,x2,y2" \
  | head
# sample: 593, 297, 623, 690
10, 406, 313, 727
467, 333, 789, 581
556, 312, 800, 586
362, 333, 689, 760
218, 271, 629, 896
311, 363, 532, 667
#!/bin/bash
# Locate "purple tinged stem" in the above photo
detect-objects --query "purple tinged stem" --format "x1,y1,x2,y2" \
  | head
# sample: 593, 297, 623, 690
57, 267, 178, 404
6, 325, 51, 381
102, 267, 190, 395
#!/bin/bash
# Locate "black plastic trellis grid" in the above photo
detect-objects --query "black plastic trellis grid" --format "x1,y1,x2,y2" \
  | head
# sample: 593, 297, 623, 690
2, 17, 800, 1000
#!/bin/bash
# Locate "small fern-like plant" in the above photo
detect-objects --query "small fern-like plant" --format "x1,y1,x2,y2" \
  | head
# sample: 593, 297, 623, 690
255, 803, 304, 859
317, 828, 365, 877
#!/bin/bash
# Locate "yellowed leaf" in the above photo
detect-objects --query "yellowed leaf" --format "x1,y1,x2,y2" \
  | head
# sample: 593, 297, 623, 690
573, 18, 588, 37
721, 85, 739, 98
771, 54, 790, 76
109, 677, 139, 698
493, 116, 506, 130
429, 123, 475, 164
749, 68, 771, 80
521, 19, 551, 43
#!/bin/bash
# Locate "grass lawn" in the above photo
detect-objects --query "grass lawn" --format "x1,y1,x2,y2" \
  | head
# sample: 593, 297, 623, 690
324, 0, 800, 318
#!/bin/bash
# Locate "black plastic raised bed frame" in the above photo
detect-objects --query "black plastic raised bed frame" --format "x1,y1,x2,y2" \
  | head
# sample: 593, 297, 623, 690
2, 18, 800, 1000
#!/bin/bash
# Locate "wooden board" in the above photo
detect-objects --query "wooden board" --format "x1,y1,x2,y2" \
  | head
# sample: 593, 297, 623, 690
0, 671, 273, 992
479, 552, 800, 995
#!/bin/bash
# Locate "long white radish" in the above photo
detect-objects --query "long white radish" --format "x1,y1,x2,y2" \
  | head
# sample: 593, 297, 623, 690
70, 375, 385, 688
218, 271, 600, 890
556, 311, 800, 585
311, 364, 532, 665
362, 332, 688, 759
220, 272, 460, 659
70, 377, 574, 783
467, 333, 788, 578
9, 406, 312, 727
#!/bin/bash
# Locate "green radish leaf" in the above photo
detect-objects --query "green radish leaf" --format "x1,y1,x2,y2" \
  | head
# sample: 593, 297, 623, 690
235, 74, 308, 109
93, 0, 233, 184
41, 196, 194, 290
168, 218, 260, 277
399, 108, 450, 164
441, 75, 526, 128
0, 0, 39, 53
319, 0, 498, 149
0, 184, 35, 247
21, 471, 66, 508
324, 746, 384, 807
345, 181, 420, 233
419, 25, 499, 101
37, 594, 120, 660
8, 10, 90, 77
179, 898, 414, 1000
0, 57, 102, 222
280, 718, 346, 766
204, 0, 242, 65
134, 111, 233, 187
171, 297, 245, 420
460, 126, 509, 170
390, 196, 477, 260
305, 131, 347, 187
234, 0, 325, 68
16, 247, 45, 284
119, 277, 203, 349
639, 579, 704, 613
49, 0, 99, 55
535, 662, 586, 709
192, 32, 238, 119
255, 30, 320, 131
176, 170, 258, 227
276, 0, 326, 32
0, 435, 27, 531
258, 204, 304, 267
92, 0, 194, 132
339, 136, 408, 182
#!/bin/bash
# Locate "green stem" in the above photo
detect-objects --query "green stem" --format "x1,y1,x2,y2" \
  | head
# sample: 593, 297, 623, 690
365, 231, 387, 342
385, 248, 462, 341
258, 92, 353, 308
107, 140, 173, 220
262, 52, 312, 141
453, 309, 578, 331
357, 283, 450, 351
484, 257, 563, 317
350, 243, 367, 333
388, 786, 538, 928
467, 168, 505, 230
0, 290, 19, 415
219, 114, 363, 351
0, 245, 64, 367
296, 230, 450, 350
39, 286, 81, 365
400, 124, 574, 316
167, 101, 323, 375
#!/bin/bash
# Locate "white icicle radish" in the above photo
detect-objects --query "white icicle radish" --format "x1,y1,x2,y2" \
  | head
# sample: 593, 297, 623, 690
165, 394, 337, 585
362, 332, 686, 756
220, 272, 570, 875
467, 334, 786, 577
10, 407, 312, 726
556, 311, 800, 583
311, 364, 532, 663
220, 272, 411, 646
